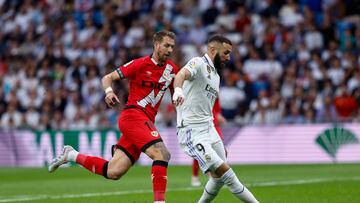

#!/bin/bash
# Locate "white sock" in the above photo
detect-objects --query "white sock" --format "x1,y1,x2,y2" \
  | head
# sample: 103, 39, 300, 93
222, 168, 259, 203
67, 150, 79, 162
198, 177, 223, 203
154, 201, 165, 203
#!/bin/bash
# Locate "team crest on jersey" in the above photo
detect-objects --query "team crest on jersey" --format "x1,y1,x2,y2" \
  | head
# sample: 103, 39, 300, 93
205, 154, 211, 162
207, 65, 211, 79
207, 65, 211, 73
151, 131, 159, 137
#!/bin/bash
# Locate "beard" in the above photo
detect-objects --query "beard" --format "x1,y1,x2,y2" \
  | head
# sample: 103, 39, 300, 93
213, 53, 224, 70
157, 53, 168, 66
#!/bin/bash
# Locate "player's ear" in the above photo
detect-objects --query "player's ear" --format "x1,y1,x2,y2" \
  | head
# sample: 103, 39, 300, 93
209, 46, 216, 56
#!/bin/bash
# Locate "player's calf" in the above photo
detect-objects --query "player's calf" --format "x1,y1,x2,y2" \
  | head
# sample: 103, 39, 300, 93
106, 148, 133, 180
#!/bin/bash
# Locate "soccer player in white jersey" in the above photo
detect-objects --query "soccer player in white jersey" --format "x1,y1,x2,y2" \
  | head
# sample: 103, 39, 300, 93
172, 35, 259, 203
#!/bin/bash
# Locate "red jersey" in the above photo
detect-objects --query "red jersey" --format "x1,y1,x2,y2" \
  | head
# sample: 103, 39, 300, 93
116, 56, 179, 122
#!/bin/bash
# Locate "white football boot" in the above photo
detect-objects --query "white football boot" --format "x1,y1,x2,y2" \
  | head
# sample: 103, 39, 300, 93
48, 145, 76, 173
191, 176, 201, 187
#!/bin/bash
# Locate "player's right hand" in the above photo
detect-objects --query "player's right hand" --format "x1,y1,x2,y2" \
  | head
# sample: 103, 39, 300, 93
105, 92, 120, 108
172, 87, 185, 106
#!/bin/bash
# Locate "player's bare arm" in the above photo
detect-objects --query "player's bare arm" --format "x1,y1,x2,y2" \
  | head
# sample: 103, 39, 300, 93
102, 71, 121, 108
172, 68, 191, 106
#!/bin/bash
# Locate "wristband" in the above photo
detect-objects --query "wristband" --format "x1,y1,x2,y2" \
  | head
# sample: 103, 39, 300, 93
174, 87, 183, 94
105, 87, 113, 94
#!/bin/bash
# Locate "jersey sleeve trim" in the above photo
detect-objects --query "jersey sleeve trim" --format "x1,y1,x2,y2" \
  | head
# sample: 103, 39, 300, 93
116, 68, 125, 79
183, 65, 195, 78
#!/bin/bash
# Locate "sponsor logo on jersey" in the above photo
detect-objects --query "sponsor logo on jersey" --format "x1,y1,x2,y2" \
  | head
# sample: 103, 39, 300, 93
141, 81, 167, 91
205, 84, 218, 102
137, 65, 175, 107
205, 84, 218, 97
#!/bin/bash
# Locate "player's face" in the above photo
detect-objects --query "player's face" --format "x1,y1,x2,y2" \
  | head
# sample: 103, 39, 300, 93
155, 36, 175, 63
214, 43, 232, 69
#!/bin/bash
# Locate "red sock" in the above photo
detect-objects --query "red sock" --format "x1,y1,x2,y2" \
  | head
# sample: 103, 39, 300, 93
152, 160, 168, 201
76, 153, 108, 178
192, 159, 199, 177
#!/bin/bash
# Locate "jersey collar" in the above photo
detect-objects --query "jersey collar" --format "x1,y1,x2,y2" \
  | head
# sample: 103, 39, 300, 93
203, 53, 215, 69
150, 54, 164, 67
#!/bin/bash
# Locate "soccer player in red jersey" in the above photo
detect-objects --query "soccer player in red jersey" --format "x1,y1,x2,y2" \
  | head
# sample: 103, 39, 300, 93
48, 30, 179, 203
191, 98, 227, 186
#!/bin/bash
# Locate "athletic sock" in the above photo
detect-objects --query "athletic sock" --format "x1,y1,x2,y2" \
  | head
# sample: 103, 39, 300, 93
198, 177, 223, 203
192, 159, 199, 177
76, 154, 109, 178
152, 160, 168, 202
222, 168, 259, 203
67, 149, 78, 162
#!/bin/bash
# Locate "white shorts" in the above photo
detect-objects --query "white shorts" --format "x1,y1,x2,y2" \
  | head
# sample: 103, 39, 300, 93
177, 122, 226, 173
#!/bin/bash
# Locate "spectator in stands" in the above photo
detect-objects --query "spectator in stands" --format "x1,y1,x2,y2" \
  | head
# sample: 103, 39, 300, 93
316, 95, 337, 123
219, 72, 245, 120
283, 101, 305, 124
1, 102, 22, 129
0, 0, 359, 129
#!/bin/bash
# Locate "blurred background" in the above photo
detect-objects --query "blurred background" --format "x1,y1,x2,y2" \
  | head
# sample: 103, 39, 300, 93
0, 0, 359, 166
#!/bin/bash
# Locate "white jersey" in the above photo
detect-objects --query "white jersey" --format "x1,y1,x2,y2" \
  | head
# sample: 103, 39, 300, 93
176, 54, 220, 127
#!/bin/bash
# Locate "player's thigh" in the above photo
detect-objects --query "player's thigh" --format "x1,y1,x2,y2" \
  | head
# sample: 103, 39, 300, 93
144, 141, 170, 161
212, 140, 226, 162
193, 141, 224, 174
178, 126, 224, 173
115, 132, 142, 164
210, 126, 226, 162
119, 114, 163, 153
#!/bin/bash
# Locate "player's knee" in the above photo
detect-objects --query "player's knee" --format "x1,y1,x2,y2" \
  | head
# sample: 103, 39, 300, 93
162, 150, 171, 162
146, 143, 171, 161
158, 147, 171, 161
214, 162, 230, 177
107, 168, 125, 180
106, 164, 129, 180
152, 149, 171, 161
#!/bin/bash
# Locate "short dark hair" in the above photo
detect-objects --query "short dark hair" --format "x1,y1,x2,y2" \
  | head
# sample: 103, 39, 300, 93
153, 30, 176, 43
207, 34, 232, 46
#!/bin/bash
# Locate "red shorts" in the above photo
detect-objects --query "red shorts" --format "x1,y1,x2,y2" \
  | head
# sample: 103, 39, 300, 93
117, 108, 162, 164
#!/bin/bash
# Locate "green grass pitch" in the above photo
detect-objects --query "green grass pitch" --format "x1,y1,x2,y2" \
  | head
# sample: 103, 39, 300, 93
0, 164, 359, 203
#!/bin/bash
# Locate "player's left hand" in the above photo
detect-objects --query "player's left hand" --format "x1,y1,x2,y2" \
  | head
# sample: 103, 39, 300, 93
105, 92, 120, 108
172, 87, 184, 106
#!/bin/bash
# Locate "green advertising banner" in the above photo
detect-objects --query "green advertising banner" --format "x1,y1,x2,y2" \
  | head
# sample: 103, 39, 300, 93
0, 129, 121, 167
35, 130, 121, 165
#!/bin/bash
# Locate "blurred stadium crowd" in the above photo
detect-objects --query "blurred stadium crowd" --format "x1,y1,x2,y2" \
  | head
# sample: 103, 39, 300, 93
0, 0, 359, 130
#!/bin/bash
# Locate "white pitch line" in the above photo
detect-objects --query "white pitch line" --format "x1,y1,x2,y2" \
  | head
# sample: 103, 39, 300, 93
248, 176, 360, 187
0, 177, 359, 202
